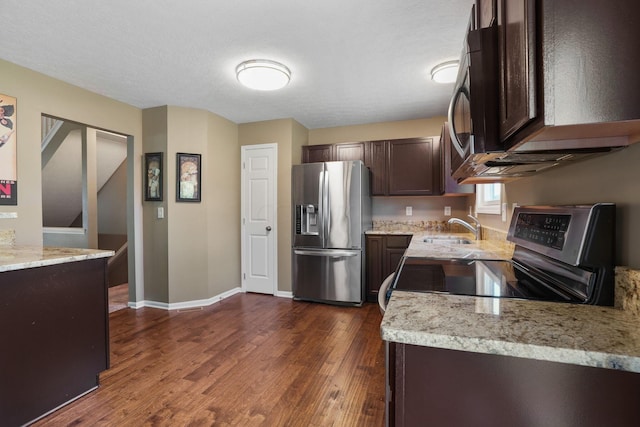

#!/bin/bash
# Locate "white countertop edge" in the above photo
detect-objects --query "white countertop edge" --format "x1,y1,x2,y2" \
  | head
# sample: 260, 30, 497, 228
381, 327, 640, 373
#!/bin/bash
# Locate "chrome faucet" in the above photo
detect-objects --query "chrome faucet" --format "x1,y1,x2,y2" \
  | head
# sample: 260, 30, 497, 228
448, 215, 481, 240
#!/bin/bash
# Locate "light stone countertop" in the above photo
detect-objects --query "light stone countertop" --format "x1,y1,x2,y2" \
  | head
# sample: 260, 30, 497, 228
404, 231, 513, 260
381, 291, 640, 373
366, 229, 514, 260
0, 245, 114, 273
378, 229, 640, 373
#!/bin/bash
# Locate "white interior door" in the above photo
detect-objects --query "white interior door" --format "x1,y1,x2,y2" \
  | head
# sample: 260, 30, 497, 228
241, 144, 277, 294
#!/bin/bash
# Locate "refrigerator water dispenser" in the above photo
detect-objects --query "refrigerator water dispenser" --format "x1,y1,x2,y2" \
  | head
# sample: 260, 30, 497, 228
295, 204, 319, 235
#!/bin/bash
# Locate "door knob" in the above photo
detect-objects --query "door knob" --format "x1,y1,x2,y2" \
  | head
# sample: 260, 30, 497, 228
266, 226, 272, 231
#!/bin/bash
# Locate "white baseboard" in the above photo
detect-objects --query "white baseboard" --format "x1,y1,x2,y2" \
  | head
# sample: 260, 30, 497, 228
275, 290, 293, 299
129, 286, 243, 310
127, 287, 293, 310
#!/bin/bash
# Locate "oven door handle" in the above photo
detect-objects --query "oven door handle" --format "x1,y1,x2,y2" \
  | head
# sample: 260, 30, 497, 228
377, 273, 395, 314
447, 78, 470, 159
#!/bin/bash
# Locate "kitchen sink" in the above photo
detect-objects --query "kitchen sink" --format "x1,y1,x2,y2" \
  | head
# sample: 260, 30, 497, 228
422, 237, 472, 244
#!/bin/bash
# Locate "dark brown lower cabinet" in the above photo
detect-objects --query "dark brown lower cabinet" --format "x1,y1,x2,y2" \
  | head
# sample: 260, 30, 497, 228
365, 234, 411, 302
0, 259, 110, 426
387, 342, 640, 427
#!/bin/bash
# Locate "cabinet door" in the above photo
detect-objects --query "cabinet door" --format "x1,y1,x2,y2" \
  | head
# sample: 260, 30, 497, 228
383, 235, 411, 280
366, 140, 388, 196
498, 0, 537, 142
302, 145, 333, 163
365, 235, 384, 302
334, 142, 365, 162
388, 138, 438, 196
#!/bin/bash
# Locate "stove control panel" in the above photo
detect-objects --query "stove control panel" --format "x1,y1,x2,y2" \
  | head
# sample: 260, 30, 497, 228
507, 203, 615, 267
513, 213, 571, 250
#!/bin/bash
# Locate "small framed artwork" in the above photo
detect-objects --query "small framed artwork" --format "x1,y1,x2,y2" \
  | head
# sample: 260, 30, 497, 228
144, 152, 163, 201
0, 93, 18, 205
176, 152, 201, 202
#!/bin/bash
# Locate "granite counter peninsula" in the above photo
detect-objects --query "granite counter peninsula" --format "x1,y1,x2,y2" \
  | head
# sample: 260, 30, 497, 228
0, 246, 114, 426
381, 234, 640, 426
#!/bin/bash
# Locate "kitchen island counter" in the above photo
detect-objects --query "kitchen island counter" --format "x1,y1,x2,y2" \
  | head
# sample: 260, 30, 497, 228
0, 245, 113, 272
382, 290, 640, 373
0, 245, 113, 426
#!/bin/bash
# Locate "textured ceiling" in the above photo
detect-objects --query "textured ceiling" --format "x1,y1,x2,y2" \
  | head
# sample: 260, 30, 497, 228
1, 0, 473, 129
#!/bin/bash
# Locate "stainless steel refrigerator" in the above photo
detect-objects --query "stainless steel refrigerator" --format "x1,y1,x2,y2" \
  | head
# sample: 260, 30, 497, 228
291, 160, 371, 306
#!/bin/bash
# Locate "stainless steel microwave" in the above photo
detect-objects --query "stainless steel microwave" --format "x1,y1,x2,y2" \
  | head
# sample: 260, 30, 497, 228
447, 6, 628, 183
448, 9, 502, 182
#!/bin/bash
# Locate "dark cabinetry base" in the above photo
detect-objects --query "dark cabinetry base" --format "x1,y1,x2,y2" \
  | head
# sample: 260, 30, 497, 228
0, 259, 110, 426
388, 343, 640, 427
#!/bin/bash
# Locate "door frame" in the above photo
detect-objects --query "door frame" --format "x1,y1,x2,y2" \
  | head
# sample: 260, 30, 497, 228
240, 143, 278, 295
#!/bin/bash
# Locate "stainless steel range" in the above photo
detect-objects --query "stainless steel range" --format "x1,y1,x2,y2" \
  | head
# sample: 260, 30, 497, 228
390, 204, 615, 306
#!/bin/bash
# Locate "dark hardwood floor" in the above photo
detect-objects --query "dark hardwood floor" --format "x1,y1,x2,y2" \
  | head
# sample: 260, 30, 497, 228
34, 293, 386, 426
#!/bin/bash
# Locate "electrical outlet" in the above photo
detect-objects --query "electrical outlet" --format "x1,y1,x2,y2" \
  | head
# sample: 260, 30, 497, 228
444, 206, 451, 216
405, 206, 413, 216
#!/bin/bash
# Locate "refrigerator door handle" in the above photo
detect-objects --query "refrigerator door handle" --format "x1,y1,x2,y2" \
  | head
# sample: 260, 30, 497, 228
318, 170, 325, 247
293, 249, 359, 258
321, 169, 330, 244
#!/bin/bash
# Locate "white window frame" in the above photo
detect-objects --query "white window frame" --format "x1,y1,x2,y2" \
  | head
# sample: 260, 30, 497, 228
475, 183, 502, 215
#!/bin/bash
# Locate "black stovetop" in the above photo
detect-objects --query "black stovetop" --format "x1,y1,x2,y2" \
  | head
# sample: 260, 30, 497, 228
392, 257, 581, 303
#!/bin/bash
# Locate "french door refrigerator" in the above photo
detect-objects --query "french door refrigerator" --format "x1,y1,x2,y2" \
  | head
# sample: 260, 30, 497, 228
292, 160, 371, 306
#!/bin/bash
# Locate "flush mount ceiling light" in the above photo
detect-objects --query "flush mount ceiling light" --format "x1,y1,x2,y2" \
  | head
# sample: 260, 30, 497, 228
430, 60, 459, 84
236, 59, 291, 91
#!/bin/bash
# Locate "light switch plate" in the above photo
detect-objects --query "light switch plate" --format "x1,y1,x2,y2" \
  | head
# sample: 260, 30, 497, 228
158, 206, 164, 219
444, 206, 451, 216
501, 203, 507, 222
405, 206, 413, 216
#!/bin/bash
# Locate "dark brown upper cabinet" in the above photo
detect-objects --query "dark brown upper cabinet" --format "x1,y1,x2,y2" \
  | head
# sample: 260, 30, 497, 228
366, 138, 440, 196
334, 142, 366, 162
301, 144, 333, 163
489, 0, 640, 149
365, 140, 388, 196
301, 142, 366, 163
304, 137, 441, 196
387, 138, 439, 196
497, 0, 536, 142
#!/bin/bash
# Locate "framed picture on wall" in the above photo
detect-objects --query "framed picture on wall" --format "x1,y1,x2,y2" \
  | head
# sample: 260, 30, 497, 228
176, 152, 201, 202
144, 152, 163, 201
0, 93, 18, 205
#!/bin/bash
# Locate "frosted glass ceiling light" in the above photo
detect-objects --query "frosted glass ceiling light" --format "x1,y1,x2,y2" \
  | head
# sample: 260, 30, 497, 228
430, 60, 459, 84
236, 59, 291, 91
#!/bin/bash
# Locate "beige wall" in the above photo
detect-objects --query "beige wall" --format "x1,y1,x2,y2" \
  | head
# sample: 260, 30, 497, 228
308, 117, 446, 145
503, 143, 640, 268
206, 112, 241, 297
143, 106, 241, 304
166, 107, 211, 303
142, 106, 170, 302
0, 58, 144, 301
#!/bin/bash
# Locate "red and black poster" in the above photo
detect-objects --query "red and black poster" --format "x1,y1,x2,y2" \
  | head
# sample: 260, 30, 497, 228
0, 93, 17, 205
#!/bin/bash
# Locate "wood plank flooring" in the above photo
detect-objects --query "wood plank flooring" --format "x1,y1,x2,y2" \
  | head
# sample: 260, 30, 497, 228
33, 293, 386, 426
108, 283, 128, 313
